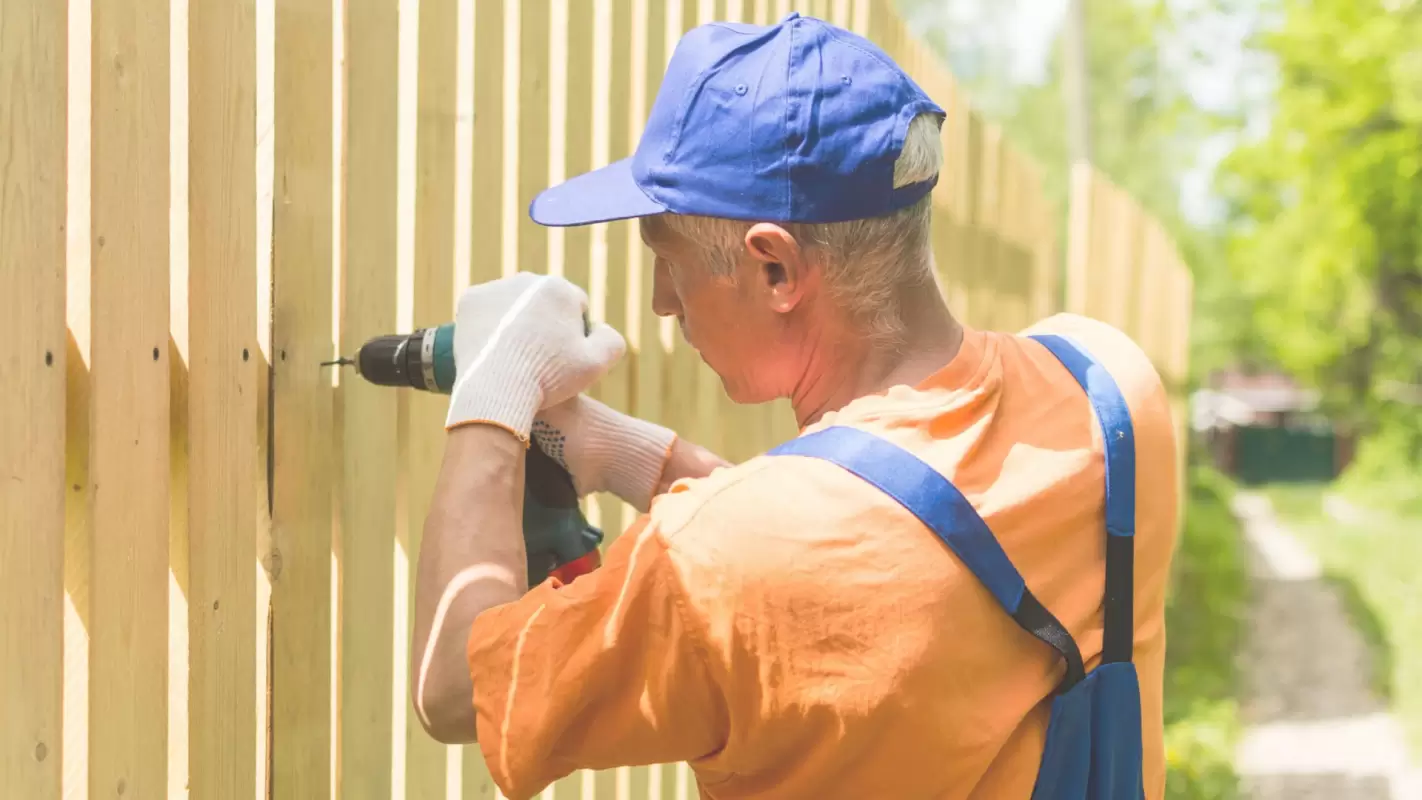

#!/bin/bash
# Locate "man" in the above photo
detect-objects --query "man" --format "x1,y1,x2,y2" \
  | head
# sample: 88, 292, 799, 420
410, 12, 1179, 800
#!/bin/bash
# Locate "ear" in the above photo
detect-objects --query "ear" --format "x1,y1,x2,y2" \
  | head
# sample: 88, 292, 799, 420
743, 223, 809, 314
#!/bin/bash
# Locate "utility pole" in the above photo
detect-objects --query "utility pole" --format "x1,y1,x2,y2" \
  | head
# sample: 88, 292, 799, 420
1062, 0, 1093, 164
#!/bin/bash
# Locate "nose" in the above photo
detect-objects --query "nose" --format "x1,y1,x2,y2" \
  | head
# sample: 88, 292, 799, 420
651, 257, 681, 319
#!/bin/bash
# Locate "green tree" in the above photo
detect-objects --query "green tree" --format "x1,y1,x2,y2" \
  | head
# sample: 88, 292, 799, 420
1215, 0, 1422, 469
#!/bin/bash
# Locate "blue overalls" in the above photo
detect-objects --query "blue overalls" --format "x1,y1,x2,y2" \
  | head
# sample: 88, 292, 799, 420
768, 334, 1144, 799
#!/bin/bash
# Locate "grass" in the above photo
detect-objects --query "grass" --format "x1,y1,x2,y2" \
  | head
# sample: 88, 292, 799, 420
1265, 481, 1422, 760
1162, 464, 1249, 800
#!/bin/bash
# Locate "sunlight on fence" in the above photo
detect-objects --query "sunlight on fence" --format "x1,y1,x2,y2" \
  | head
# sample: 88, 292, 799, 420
0, 0, 1191, 797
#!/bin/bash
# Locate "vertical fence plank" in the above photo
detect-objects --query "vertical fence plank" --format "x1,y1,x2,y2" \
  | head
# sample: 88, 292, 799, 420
972, 124, 1002, 329
518, 0, 551, 277
188, 0, 260, 797
89, 1, 172, 797
1088, 177, 1115, 321
1064, 162, 1093, 316
937, 79, 969, 318
1104, 188, 1140, 335
340, 0, 400, 795
560, 0, 594, 296
0, 1, 67, 795
751, 0, 772, 24
958, 111, 984, 327
1025, 163, 1057, 322
1135, 220, 1165, 367
471, 0, 505, 285
1004, 149, 1031, 331
271, 0, 336, 794
405, 0, 464, 796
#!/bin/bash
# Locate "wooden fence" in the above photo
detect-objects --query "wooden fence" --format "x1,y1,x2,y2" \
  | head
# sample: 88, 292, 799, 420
1, 0, 1192, 798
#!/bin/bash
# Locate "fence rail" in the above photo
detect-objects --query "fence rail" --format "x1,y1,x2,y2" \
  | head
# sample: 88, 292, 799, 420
1, 0, 1191, 797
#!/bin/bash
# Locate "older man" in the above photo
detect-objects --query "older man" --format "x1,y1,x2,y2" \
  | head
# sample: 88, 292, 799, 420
410, 12, 1179, 800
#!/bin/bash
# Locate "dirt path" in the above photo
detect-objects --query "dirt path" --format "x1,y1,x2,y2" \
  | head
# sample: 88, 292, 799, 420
1231, 492, 1422, 799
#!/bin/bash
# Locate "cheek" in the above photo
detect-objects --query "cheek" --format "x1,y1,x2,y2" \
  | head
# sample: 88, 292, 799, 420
681, 291, 779, 384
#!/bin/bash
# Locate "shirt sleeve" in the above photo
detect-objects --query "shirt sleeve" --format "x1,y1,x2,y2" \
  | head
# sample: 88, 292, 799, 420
465, 511, 726, 799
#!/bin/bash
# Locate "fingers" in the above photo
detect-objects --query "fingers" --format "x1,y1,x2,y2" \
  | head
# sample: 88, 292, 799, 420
581, 322, 627, 373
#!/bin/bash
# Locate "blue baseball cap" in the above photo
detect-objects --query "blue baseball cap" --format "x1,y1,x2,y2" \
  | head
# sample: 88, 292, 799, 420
529, 12, 944, 227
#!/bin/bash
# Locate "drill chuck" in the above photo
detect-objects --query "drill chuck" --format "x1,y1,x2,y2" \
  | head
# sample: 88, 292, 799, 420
353, 325, 457, 393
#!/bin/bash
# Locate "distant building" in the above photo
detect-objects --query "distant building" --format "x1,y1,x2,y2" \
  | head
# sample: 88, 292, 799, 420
1192, 368, 1353, 483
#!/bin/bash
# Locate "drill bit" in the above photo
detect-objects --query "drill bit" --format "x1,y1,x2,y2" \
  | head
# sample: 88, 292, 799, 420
320, 356, 355, 368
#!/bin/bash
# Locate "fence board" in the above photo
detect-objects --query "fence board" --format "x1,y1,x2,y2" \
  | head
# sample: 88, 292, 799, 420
471, 0, 506, 284
405, 0, 465, 795
518, 0, 552, 277
974, 125, 1003, 330
270, 0, 336, 795
1064, 162, 1092, 316
1136, 221, 1166, 366
1105, 187, 1141, 335
0, 2, 67, 795
561, 0, 595, 296
88, 1, 172, 796
188, 1, 260, 797
339, 0, 401, 795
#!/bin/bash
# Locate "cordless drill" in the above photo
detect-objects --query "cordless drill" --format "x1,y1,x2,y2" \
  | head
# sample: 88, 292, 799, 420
326, 324, 604, 588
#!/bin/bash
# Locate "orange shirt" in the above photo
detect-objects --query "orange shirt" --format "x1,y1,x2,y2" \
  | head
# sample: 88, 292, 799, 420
466, 313, 1180, 799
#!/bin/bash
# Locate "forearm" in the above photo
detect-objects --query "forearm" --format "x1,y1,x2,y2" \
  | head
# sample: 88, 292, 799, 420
411, 425, 529, 744
653, 436, 732, 497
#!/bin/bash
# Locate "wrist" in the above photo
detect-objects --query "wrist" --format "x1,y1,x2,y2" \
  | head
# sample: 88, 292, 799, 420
444, 356, 543, 440
544, 396, 677, 512
582, 411, 678, 512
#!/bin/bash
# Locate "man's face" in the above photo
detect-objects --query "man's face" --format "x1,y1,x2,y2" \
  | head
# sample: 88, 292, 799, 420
639, 217, 795, 404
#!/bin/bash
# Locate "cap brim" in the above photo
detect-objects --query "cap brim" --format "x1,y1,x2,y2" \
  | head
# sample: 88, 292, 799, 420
528, 157, 667, 227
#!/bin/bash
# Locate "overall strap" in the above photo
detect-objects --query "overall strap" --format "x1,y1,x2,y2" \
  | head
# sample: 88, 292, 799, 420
1028, 333, 1137, 665
769, 427, 1087, 691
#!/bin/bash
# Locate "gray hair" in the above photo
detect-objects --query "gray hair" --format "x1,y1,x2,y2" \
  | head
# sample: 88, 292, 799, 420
658, 112, 944, 342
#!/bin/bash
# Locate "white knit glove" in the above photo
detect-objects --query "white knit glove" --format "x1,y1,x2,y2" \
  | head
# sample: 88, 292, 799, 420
444, 272, 626, 439
532, 395, 678, 513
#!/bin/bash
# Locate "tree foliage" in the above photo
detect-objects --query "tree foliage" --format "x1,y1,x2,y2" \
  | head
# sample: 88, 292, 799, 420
1216, 0, 1422, 463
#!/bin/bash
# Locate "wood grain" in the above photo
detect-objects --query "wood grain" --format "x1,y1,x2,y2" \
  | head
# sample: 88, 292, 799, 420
88, 1, 173, 797
0, 2, 67, 795
270, 0, 335, 794
188, 1, 261, 796
518, 0, 552, 276
339, 0, 400, 795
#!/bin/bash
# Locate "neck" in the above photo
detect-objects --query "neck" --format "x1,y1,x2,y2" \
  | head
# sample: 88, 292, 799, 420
788, 282, 963, 429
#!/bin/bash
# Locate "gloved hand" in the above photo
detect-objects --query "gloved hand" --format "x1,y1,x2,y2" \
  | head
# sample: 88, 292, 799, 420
532, 395, 678, 513
445, 272, 626, 439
